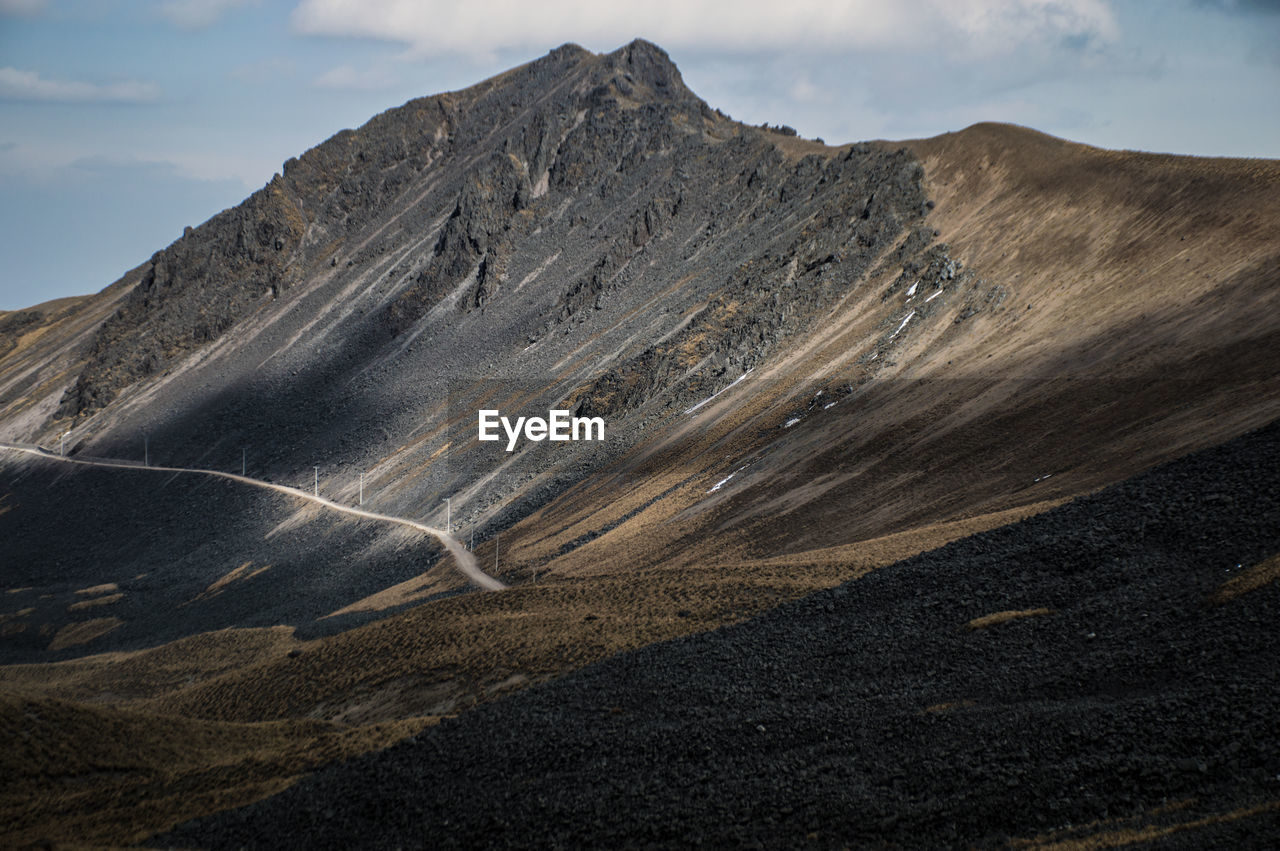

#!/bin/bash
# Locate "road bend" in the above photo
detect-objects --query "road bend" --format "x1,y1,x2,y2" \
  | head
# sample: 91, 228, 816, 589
0, 443, 507, 592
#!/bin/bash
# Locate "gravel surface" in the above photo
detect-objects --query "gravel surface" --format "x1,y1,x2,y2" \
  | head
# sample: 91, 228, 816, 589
0, 456, 445, 663
162, 419, 1280, 848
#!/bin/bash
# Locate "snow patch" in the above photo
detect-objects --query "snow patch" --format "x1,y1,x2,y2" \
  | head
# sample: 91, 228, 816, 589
685, 369, 753, 415
924, 288, 943, 303
906, 281, 918, 297
707, 473, 735, 493
889, 311, 916, 339
785, 417, 802, 428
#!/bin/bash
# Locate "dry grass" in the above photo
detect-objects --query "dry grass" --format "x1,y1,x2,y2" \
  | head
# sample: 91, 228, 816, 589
147, 565, 854, 724
0, 608, 33, 638
74, 583, 119, 596
2, 497, 1056, 731
905, 123, 1280, 384
323, 569, 449, 618
966, 608, 1054, 630
1, 626, 300, 704
47, 617, 123, 651
0, 526, 972, 842
189, 560, 271, 604
744, 499, 1067, 570
68, 593, 123, 612
0, 692, 433, 848
1211, 553, 1280, 604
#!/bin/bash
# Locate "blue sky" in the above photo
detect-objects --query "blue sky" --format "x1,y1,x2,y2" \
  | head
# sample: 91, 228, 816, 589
1, 0, 1277, 310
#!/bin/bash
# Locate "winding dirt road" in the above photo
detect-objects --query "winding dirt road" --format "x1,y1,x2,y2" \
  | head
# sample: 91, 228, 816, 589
0, 443, 507, 592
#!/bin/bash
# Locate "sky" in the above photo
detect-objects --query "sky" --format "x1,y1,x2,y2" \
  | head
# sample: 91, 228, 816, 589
1, 0, 1277, 310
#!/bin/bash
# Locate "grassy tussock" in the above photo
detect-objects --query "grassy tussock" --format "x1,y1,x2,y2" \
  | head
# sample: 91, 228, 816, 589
966, 608, 1053, 630
1211, 554, 1280, 604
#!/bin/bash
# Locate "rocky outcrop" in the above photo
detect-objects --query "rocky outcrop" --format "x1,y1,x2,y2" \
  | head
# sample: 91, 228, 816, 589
48, 47, 588, 415
57, 181, 309, 415
573, 145, 930, 418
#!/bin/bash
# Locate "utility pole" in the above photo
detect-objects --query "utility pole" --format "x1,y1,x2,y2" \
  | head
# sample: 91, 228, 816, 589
495, 531, 499, 573
60, 431, 69, 456
242, 447, 246, 477
313, 466, 319, 497
359, 472, 364, 506
143, 433, 149, 467
443, 497, 451, 531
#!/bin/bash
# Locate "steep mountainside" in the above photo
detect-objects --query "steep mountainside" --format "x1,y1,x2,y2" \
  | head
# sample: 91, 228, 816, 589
1, 39, 1278, 848
1, 41, 1277, 664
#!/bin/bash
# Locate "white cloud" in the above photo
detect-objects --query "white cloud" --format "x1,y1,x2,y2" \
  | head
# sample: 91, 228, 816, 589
0, 0, 46, 16
314, 63, 400, 91
289, 0, 1119, 58
789, 75, 819, 103
158, 0, 255, 29
0, 68, 160, 103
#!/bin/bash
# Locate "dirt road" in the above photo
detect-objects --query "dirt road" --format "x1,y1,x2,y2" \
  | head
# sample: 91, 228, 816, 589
0, 443, 506, 592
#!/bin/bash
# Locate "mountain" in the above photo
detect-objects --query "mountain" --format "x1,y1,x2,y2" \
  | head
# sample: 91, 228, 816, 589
1, 40, 1277, 847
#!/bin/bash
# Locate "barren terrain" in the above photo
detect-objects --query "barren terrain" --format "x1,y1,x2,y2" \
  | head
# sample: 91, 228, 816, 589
0, 40, 1276, 848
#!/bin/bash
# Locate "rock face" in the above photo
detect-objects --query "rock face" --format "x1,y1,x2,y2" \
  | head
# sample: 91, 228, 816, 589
48, 39, 931, 443
56, 41, 786, 417
57, 180, 308, 414
17, 40, 945, 536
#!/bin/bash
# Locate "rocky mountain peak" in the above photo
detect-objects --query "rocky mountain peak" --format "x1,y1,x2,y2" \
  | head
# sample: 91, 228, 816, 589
605, 38, 688, 94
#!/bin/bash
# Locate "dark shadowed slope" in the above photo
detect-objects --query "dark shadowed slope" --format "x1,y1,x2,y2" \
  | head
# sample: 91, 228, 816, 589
165, 417, 1280, 849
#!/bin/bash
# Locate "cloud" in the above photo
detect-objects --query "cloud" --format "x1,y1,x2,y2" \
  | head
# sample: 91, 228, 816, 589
314, 63, 400, 91
789, 75, 819, 103
1193, 0, 1280, 13
158, 0, 256, 29
0, 68, 160, 102
290, 0, 1119, 58
0, 0, 45, 16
